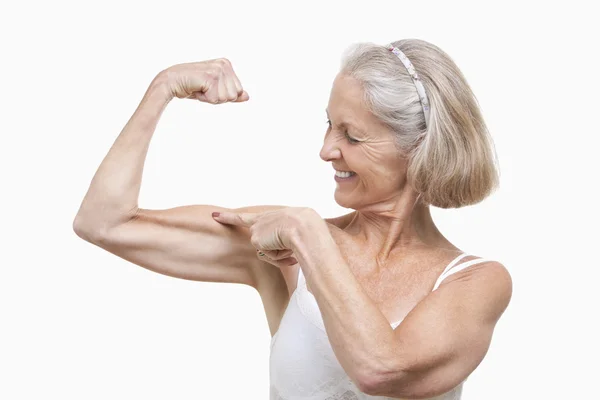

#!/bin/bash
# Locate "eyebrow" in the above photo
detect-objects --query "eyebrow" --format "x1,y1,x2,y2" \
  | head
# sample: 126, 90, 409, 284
325, 109, 365, 135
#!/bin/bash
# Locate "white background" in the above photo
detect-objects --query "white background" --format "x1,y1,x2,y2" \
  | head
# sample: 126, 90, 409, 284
1, 1, 599, 399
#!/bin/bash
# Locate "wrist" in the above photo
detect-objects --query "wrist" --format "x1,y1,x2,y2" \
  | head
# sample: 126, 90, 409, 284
146, 71, 174, 105
291, 211, 333, 251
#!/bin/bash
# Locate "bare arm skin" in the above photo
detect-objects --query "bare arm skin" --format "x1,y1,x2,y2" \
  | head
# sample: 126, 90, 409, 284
87, 204, 290, 285
73, 72, 171, 234
73, 60, 280, 288
290, 219, 512, 398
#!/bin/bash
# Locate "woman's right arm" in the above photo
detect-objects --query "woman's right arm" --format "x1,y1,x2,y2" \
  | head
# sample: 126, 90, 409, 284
76, 204, 288, 287
73, 59, 266, 287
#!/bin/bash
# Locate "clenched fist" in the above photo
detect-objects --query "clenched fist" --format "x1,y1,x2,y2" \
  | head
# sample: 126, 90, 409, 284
157, 58, 249, 104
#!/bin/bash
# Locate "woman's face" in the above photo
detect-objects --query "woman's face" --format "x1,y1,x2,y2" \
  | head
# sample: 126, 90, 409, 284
320, 73, 410, 211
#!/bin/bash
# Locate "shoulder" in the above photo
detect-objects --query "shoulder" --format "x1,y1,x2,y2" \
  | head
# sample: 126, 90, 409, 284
479, 261, 512, 320
440, 258, 512, 323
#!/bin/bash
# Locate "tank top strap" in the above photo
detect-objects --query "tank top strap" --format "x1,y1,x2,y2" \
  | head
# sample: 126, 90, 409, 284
432, 253, 493, 292
297, 265, 306, 287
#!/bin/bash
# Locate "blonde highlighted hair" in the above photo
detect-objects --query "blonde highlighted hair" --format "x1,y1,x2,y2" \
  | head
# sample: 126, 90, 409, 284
339, 39, 500, 209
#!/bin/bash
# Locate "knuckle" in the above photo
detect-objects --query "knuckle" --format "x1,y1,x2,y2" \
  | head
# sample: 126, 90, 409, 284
215, 60, 228, 73
206, 69, 219, 79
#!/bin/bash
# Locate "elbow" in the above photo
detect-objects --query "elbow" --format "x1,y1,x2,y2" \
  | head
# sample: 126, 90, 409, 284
357, 360, 414, 398
359, 368, 462, 399
356, 373, 382, 396
72, 215, 104, 243
355, 361, 400, 396
359, 374, 418, 399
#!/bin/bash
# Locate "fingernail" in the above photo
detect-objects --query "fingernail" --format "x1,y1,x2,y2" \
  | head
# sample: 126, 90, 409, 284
212, 212, 220, 218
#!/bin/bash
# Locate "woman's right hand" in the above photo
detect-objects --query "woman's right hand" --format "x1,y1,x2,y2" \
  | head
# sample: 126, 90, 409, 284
158, 58, 249, 104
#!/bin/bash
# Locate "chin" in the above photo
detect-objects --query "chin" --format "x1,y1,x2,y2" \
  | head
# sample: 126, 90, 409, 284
334, 191, 358, 209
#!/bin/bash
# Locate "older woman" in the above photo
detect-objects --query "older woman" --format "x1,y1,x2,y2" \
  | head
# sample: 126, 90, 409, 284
73, 39, 512, 400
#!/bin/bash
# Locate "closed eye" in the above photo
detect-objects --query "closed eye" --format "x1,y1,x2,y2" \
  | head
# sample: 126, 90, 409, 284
326, 119, 360, 144
345, 133, 360, 144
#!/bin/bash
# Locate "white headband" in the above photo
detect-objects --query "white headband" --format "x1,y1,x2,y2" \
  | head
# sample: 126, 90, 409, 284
386, 44, 431, 128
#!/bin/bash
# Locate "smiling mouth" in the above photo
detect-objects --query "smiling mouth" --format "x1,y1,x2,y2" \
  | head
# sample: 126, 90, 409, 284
335, 171, 356, 178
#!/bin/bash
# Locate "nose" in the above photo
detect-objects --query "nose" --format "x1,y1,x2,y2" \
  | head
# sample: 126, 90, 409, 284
319, 137, 342, 162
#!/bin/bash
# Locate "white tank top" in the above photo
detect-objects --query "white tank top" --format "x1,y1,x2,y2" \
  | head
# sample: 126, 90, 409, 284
269, 253, 492, 400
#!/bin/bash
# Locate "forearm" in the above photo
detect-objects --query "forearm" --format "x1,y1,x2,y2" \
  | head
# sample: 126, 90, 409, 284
291, 222, 399, 386
74, 74, 172, 233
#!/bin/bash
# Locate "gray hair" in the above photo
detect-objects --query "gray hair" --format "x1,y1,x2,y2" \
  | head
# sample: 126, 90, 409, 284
339, 39, 500, 209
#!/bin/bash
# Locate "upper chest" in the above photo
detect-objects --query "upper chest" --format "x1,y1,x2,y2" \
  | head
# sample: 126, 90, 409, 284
298, 226, 458, 319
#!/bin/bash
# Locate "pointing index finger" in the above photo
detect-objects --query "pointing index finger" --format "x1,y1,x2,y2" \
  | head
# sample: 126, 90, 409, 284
212, 211, 259, 227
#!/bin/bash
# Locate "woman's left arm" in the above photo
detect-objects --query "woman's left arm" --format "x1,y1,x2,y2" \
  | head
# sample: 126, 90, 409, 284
291, 213, 512, 399
213, 207, 511, 398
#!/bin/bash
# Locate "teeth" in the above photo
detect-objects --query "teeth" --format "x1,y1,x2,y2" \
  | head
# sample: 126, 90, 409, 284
335, 170, 355, 178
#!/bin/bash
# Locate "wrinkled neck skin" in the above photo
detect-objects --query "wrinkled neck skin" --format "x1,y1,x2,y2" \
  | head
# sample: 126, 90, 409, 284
343, 189, 448, 267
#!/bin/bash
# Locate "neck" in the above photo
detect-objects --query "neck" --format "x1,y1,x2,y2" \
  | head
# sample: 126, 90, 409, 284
344, 190, 447, 265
